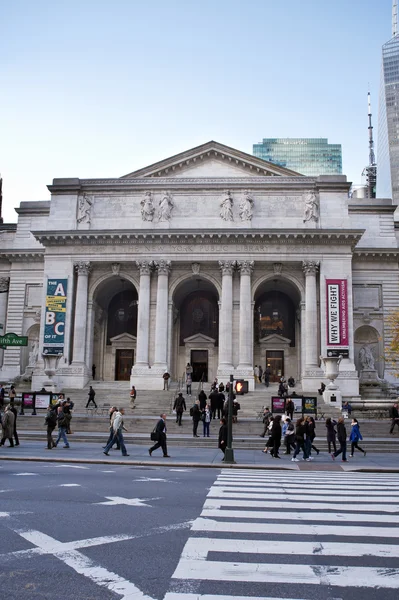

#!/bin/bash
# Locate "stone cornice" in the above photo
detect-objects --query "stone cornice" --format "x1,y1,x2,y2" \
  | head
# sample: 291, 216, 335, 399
1, 249, 45, 262
353, 248, 399, 260
349, 205, 397, 214
32, 229, 365, 251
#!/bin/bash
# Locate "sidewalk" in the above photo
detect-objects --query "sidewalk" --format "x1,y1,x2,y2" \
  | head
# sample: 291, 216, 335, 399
1, 440, 399, 471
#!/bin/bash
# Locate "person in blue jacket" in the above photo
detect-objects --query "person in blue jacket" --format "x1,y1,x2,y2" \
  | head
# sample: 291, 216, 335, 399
349, 418, 366, 458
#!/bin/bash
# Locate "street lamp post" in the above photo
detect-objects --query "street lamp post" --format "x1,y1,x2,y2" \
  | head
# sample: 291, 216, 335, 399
223, 373, 236, 464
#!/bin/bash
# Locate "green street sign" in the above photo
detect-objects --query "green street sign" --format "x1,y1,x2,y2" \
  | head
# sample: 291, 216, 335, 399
0, 332, 28, 347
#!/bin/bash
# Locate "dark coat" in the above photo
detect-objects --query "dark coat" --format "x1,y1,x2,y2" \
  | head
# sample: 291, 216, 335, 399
217, 392, 225, 410
325, 420, 337, 442
218, 424, 228, 449
295, 423, 306, 442
173, 395, 187, 413
337, 421, 347, 443
192, 404, 201, 422
2, 410, 15, 438
198, 391, 207, 410
155, 418, 167, 440
270, 421, 282, 441
209, 391, 219, 410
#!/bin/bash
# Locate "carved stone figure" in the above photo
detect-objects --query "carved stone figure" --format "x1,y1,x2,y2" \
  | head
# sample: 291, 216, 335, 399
191, 263, 201, 275
158, 192, 174, 221
239, 190, 254, 221
111, 263, 121, 276
141, 191, 155, 222
359, 345, 375, 370
220, 191, 234, 221
77, 193, 93, 225
29, 339, 39, 366
303, 190, 319, 223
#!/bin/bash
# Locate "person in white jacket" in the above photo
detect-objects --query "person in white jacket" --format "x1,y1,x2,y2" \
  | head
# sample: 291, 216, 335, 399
103, 408, 129, 456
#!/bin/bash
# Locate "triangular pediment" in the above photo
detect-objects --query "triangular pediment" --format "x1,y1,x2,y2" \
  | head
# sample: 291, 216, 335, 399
259, 334, 292, 345
183, 333, 216, 345
110, 333, 137, 344
121, 141, 301, 179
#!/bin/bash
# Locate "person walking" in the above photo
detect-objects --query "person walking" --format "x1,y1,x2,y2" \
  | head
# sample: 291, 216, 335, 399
389, 402, 399, 434
130, 385, 137, 407
103, 408, 129, 456
217, 389, 225, 420
54, 405, 70, 448
292, 417, 309, 462
283, 418, 296, 454
186, 372, 192, 396
8, 385, 16, 403
163, 371, 171, 391
209, 388, 219, 420
10, 404, 19, 446
0, 405, 15, 447
173, 392, 186, 426
218, 417, 228, 460
260, 407, 272, 437
92, 363, 96, 380
262, 416, 275, 454
149, 413, 170, 457
325, 417, 337, 454
332, 417, 347, 462
63, 399, 73, 435
307, 416, 320, 456
269, 414, 282, 458
0, 384, 5, 408
264, 364, 271, 387
86, 386, 97, 409
198, 389, 207, 410
45, 404, 57, 449
286, 398, 294, 420
103, 406, 120, 450
349, 418, 366, 458
191, 399, 201, 437
202, 403, 212, 437
254, 365, 260, 384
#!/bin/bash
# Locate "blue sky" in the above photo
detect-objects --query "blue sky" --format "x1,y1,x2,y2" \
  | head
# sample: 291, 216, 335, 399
0, 0, 392, 222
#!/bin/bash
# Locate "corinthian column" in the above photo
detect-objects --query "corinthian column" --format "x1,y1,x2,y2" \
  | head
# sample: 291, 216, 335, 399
237, 260, 254, 370
153, 260, 171, 370
218, 261, 235, 369
134, 260, 152, 367
0, 277, 10, 367
72, 261, 91, 364
302, 260, 319, 369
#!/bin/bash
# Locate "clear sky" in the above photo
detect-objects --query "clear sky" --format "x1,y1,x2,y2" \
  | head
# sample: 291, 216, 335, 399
0, 0, 392, 223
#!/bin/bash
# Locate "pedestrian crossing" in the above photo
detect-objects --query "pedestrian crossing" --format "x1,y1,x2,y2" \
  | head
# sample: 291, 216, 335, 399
166, 469, 399, 600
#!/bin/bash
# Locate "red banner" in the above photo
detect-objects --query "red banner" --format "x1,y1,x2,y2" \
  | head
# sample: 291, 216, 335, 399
326, 279, 348, 347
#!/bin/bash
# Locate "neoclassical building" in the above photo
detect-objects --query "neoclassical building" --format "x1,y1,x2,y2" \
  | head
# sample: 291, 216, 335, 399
0, 141, 398, 396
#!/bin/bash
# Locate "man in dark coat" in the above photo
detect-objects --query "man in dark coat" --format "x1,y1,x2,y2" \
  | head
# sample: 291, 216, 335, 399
191, 400, 201, 437
389, 403, 399, 434
264, 365, 271, 387
218, 417, 228, 460
217, 390, 225, 419
286, 398, 294, 420
86, 386, 97, 409
209, 389, 219, 420
0, 405, 15, 447
173, 393, 186, 426
198, 389, 207, 410
149, 413, 170, 457
10, 404, 19, 446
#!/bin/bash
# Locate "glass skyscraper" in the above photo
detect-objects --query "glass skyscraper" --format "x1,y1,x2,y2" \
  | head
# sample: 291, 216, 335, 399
252, 138, 342, 177
377, 2, 399, 201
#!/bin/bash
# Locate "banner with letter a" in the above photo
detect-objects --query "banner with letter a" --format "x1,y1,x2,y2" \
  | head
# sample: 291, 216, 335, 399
326, 279, 348, 351
43, 279, 68, 355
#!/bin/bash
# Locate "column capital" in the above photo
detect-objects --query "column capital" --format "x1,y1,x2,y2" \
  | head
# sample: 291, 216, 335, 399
74, 261, 92, 276
302, 260, 319, 276
136, 260, 152, 275
0, 276, 10, 293
154, 260, 171, 275
237, 260, 254, 275
219, 260, 236, 275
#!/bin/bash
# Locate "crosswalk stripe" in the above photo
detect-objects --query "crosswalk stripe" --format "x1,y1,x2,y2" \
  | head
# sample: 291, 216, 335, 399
179, 537, 399, 559
164, 595, 309, 600
218, 475, 399, 484
203, 498, 399, 513
214, 480, 399, 490
192, 517, 399, 538
172, 559, 399, 588
208, 487, 399, 502
201, 507, 398, 522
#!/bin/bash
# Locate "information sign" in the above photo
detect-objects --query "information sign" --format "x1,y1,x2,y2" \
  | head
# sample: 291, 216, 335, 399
292, 396, 303, 413
22, 393, 34, 408
271, 396, 285, 413
43, 279, 68, 356
0, 332, 28, 347
35, 393, 51, 409
302, 396, 317, 414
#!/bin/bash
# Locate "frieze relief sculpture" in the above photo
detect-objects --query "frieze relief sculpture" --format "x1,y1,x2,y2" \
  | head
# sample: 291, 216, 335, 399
77, 193, 93, 226
141, 191, 155, 222
239, 190, 254, 221
359, 344, 375, 371
28, 339, 39, 366
303, 190, 319, 223
158, 192, 174, 221
220, 190, 234, 221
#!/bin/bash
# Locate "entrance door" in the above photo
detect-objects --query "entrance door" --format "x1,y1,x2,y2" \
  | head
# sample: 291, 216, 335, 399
191, 350, 208, 382
266, 350, 284, 383
115, 349, 134, 381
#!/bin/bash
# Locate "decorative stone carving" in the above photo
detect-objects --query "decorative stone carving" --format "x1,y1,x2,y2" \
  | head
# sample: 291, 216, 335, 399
111, 263, 120, 276
273, 262, 283, 275
191, 262, 200, 275
77, 193, 93, 225
220, 190, 234, 221
141, 191, 155, 221
0, 277, 10, 293
28, 339, 39, 366
154, 260, 171, 275
219, 260, 236, 275
136, 260, 152, 275
302, 260, 319, 275
303, 190, 319, 223
239, 190, 254, 221
33, 309, 41, 323
237, 260, 254, 275
158, 192, 174, 221
359, 344, 375, 370
74, 261, 92, 275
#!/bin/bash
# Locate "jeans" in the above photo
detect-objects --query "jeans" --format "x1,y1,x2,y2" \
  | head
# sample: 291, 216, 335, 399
193, 420, 199, 436
334, 440, 347, 460
203, 421, 210, 437
328, 439, 337, 453
105, 426, 120, 449
104, 429, 127, 455
47, 425, 56, 449
176, 411, 183, 425
55, 427, 69, 447
351, 441, 365, 455
163, 380, 169, 390
186, 385, 191, 395
390, 418, 399, 433
86, 398, 97, 408
293, 440, 308, 459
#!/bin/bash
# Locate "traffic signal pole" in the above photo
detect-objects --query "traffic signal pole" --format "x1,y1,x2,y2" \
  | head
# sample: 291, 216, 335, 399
224, 373, 236, 464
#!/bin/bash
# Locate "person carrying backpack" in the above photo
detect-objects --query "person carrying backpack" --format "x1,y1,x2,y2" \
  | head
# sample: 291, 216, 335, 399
54, 406, 70, 448
45, 404, 57, 449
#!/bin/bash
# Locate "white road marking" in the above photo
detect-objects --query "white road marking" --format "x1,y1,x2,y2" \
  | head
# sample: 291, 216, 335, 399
135, 477, 169, 482
0, 512, 10, 518
201, 508, 397, 523
55, 465, 89, 469
13, 473, 37, 476
0, 489, 13, 494
101, 470, 115, 473
59, 484, 81, 487
208, 487, 399, 502
203, 497, 399, 513
16, 528, 155, 600
192, 517, 399, 539
96, 496, 161, 507
164, 595, 310, 600
214, 480, 399, 490
169, 469, 192, 472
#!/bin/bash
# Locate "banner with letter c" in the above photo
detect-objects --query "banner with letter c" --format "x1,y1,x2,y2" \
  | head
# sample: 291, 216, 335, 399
43, 279, 68, 355
326, 279, 348, 348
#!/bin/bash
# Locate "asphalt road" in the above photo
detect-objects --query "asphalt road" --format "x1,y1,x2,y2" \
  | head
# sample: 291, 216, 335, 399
0, 463, 399, 600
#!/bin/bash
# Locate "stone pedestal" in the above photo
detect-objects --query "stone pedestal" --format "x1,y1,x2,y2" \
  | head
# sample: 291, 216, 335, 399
359, 369, 380, 386
323, 389, 342, 408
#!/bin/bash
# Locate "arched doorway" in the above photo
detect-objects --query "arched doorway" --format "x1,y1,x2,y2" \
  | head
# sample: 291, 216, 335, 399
172, 277, 219, 382
254, 277, 301, 383
92, 277, 138, 381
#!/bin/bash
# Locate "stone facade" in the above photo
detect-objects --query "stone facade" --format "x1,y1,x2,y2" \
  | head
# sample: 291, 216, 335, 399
0, 141, 398, 397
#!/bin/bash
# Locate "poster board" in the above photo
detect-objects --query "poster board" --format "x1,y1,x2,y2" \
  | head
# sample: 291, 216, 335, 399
302, 396, 317, 414
35, 393, 51, 409
22, 393, 34, 408
292, 396, 303, 413
271, 396, 285, 413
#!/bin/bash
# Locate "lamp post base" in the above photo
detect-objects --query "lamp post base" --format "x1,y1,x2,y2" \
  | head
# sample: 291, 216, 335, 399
223, 448, 236, 464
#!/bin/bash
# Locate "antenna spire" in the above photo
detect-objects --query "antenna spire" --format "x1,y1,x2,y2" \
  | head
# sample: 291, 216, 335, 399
393, 0, 398, 37
363, 91, 377, 198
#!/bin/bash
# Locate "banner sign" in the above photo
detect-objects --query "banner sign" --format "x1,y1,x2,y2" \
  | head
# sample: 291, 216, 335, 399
0, 332, 28, 347
292, 396, 303, 413
43, 279, 68, 356
303, 396, 317, 414
271, 397, 285, 413
35, 393, 51, 409
326, 279, 348, 348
